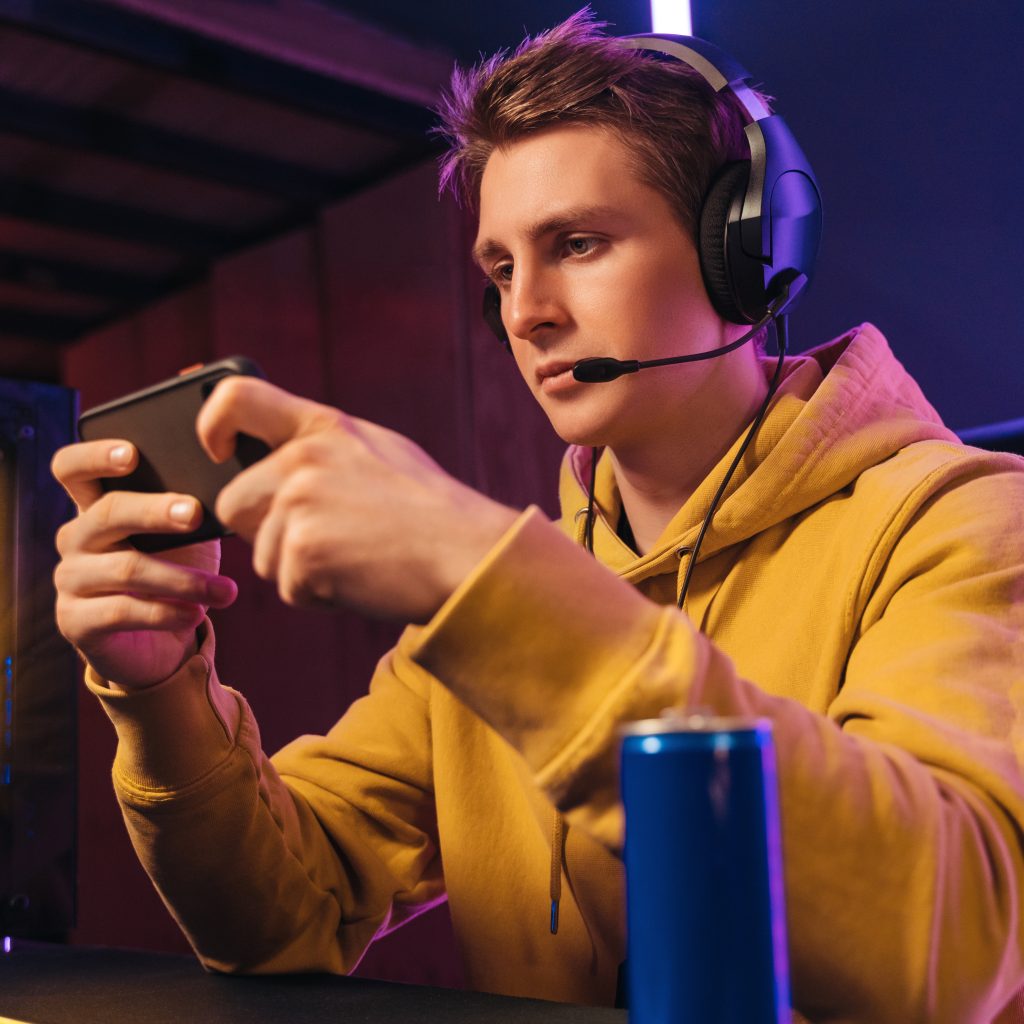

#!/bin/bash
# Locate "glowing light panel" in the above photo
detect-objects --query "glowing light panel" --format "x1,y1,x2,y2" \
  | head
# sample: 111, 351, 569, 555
650, 0, 693, 35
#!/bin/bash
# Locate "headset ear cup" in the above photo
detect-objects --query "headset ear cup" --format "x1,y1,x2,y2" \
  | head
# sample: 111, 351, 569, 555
699, 162, 754, 324
482, 283, 511, 350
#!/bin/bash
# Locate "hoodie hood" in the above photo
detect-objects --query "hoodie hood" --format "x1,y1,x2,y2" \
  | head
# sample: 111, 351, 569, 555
558, 324, 960, 579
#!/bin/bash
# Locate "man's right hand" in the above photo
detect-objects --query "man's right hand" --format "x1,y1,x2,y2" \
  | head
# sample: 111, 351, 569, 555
51, 440, 238, 690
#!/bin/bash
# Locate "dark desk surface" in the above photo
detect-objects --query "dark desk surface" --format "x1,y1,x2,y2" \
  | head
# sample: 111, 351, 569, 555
0, 943, 626, 1024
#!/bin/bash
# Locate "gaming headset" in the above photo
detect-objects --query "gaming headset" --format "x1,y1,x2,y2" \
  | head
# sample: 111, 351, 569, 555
481, 33, 822, 353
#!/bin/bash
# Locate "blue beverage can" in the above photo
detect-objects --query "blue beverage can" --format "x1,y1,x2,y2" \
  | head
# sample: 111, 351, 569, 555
620, 715, 790, 1023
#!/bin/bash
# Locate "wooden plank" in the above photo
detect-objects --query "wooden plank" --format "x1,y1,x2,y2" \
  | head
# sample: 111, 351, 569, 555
317, 160, 466, 476
135, 282, 212, 383
59, 316, 141, 409
0, 84, 342, 202
210, 228, 326, 399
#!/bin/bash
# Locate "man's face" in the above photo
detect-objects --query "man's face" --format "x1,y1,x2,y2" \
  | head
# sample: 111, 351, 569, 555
474, 124, 747, 454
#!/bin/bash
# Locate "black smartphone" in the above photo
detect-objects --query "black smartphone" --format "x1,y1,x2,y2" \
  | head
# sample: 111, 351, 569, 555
77, 356, 271, 553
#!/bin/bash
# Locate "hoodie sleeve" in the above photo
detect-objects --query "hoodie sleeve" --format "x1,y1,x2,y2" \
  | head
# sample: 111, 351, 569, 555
86, 623, 444, 975
409, 460, 1024, 1024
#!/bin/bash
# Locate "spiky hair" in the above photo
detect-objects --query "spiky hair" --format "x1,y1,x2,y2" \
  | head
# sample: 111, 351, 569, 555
434, 8, 764, 240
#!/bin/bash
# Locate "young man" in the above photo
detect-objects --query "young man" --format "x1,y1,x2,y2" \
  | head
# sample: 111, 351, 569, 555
51, 12, 1024, 1023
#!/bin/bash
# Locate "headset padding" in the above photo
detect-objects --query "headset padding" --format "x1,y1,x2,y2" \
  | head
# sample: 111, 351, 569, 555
699, 161, 750, 324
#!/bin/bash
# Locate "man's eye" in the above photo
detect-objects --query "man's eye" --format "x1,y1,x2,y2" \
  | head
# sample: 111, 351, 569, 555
492, 264, 513, 284
566, 237, 596, 256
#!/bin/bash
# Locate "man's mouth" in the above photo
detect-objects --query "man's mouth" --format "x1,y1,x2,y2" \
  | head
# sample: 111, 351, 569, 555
536, 360, 575, 383
536, 360, 580, 394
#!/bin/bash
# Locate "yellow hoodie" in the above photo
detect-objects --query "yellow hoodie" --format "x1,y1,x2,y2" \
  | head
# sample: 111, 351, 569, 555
89, 325, 1024, 1023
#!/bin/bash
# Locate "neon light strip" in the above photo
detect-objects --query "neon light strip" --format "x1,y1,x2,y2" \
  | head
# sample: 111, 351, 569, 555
650, 0, 693, 35
2, 656, 10, 786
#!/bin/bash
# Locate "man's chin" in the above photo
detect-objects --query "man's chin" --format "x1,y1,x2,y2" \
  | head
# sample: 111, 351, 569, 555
548, 420, 613, 450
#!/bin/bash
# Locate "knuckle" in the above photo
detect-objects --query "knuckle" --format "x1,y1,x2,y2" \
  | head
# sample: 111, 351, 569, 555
91, 492, 118, 532
313, 406, 346, 433
284, 518, 320, 564
116, 549, 145, 588
252, 551, 270, 580
279, 467, 318, 507
288, 434, 327, 469
211, 374, 257, 412
103, 595, 133, 632
54, 592, 74, 638
54, 519, 77, 556
52, 559, 71, 593
278, 569, 304, 607
146, 601, 169, 628
209, 374, 241, 405
172, 568, 201, 600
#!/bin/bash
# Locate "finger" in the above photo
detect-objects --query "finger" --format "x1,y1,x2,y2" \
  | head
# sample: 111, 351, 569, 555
214, 442, 294, 542
76, 491, 204, 553
51, 441, 138, 511
59, 592, 207, 644
57, 549, 237, 608
196, 376, 340, 463
251, 500, 286, 583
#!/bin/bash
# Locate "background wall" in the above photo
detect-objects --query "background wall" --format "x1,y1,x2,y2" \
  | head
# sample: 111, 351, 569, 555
693, 0, 1023, 431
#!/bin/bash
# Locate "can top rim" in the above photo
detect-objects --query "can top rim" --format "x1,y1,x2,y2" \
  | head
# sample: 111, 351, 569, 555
619, 714, 771, 737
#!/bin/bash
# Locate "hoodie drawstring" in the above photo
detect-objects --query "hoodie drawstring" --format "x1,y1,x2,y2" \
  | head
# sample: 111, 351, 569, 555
550, 810, 565, 934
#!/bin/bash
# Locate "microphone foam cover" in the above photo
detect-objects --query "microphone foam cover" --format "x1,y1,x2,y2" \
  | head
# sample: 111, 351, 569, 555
573, 358, 629, 383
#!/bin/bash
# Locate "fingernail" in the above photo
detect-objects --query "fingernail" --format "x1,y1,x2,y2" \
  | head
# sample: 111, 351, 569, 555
110, 445, 131, 467
207, 578, 235, 604
169, 499, 196, 523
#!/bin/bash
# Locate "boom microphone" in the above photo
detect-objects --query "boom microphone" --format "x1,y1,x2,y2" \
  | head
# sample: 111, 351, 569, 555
571, 318, 768, 382
571, 274, 804, 383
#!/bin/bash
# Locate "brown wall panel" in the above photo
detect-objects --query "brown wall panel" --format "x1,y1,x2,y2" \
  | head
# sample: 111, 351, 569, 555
317, 162, 470, 479
209, 229, 327, 400
135, 283, 213, 383
61, 318, 142, 409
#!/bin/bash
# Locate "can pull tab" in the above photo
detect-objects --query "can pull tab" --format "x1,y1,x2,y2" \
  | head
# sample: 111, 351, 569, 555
658, 706, 715, 727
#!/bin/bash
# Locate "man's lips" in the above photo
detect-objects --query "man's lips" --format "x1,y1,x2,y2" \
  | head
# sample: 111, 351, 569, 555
536, 359, 586, 395
535, 360, 576, 384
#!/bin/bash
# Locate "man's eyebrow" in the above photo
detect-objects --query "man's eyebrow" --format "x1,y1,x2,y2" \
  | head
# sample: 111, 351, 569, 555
472, 205, 622, 268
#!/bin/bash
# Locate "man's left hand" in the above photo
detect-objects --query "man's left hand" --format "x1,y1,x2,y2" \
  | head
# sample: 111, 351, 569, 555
197, 376, 518, 622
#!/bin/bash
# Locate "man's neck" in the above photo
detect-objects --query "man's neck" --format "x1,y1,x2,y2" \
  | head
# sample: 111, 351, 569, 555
607, 358, 770, 555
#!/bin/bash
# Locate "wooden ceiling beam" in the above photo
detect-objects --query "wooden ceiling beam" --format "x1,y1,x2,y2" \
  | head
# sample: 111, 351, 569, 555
0, 251, 165, 302
0, 177, 235, 255
0, 85, 347, 202
0, 0, 440, 140
0, 309, 99, 342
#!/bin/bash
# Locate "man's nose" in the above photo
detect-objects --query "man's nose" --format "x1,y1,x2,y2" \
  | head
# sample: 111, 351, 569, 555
503, 264, 566, 341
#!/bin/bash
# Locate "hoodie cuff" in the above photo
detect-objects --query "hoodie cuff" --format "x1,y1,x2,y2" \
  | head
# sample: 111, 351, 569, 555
84, 618, 243, 792
408, 506, 668, 774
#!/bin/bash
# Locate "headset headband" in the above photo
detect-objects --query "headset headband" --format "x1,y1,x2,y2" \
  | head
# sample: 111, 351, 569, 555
481, 33, 822, 338
619, 33, 821, 291
618, 34, 819, 280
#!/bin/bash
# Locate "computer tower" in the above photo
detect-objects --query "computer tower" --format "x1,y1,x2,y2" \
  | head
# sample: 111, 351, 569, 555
0, 378, 77, 938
